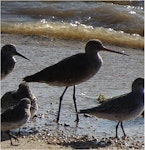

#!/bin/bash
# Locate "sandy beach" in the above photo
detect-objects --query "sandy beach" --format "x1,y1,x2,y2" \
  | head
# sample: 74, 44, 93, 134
1, 33, 144, 149
1, 131, 144, 150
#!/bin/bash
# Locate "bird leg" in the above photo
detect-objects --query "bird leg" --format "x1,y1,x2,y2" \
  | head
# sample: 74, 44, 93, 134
120, 121, 126, 137
7, 131, 19, 146
16, 128, 21, 136
115, 121, 120, 139
73, 85, 79, 122
56, 86, 68, 122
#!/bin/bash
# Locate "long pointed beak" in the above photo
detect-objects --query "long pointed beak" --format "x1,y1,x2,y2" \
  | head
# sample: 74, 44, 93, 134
103, 47, 129, 56
16, 52, 30, 61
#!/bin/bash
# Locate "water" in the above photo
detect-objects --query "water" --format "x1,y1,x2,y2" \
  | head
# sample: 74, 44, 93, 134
1, 1, 144, 49
1, 34, 144, 144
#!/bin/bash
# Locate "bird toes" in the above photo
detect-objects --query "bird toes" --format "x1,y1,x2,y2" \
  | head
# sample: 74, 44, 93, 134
10, 134, 19, 146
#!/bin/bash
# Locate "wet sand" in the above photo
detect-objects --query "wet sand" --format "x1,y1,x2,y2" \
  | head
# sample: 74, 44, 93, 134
1, 34, 144, 149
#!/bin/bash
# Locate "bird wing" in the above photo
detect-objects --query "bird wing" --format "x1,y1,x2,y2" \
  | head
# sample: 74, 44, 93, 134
26, 53, 94, 85
1, 104, 28, 123
42, 54, 89, 78
1, 91, 19, 111
80, 92, 143, 115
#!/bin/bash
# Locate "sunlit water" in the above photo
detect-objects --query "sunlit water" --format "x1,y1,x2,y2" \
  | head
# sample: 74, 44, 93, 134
1, 1, 144, 49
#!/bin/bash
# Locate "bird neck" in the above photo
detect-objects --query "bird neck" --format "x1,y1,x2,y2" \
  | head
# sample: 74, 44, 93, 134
85, 52, 103, 71
12, 56, 16, 62
93, 52, 103, 65
132, 88, 144, 96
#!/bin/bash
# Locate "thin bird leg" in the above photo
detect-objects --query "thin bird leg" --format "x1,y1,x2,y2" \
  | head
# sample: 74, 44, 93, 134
7, 131, 19, 146
115, 121, 120, 138
120, 121, 126, 137
57, 86, 68, 122
73, 85, 79, 122
18, 128, 21, 136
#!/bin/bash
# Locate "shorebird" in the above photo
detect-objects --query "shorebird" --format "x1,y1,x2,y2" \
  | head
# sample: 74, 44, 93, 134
1, 44, 30, 80
23, 39, 128, 123
79, 78, 144, 138
1, 82, 38, 118
1, 98, 31, 145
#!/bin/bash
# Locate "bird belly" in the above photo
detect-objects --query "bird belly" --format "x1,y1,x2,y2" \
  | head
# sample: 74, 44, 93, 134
43, 73, 97, 87
1, 117, 29, 131
92, 104, 144, 121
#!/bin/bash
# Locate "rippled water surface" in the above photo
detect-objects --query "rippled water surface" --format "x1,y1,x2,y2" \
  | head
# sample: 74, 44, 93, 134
1, 1, 144, 48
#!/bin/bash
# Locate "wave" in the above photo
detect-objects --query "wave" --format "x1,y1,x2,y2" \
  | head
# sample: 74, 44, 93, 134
2, 21, 143, 49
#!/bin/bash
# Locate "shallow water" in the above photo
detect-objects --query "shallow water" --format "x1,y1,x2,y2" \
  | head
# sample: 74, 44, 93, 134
1, 1, 144, 49
1, 34, 144, 143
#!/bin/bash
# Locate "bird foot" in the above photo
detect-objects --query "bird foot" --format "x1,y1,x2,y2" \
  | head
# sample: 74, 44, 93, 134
74, 118, 79, 123
74, 114, 79, 122
10, 134, 19, 146
115, 135, 120, 140
121, 135, 127, 140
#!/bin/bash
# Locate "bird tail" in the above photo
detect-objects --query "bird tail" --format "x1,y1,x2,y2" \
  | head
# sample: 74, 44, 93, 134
23, 74, 40, 82
79, 107, 98, 114
79, 109, 90, 114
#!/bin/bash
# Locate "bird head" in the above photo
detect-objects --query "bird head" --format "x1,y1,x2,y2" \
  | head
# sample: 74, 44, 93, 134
1, 44, 30, 60
85, 39, 129, 56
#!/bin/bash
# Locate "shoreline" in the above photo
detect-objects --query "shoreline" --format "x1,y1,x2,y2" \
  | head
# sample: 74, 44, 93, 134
1, 33, 144, 50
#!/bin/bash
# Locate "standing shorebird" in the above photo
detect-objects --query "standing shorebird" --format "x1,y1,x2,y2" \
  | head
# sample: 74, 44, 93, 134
1, 44, 30, 80
23, 39, 128, 123
1, 82, 38, 118
1, 98, 31, 145
79, 78, 144, 138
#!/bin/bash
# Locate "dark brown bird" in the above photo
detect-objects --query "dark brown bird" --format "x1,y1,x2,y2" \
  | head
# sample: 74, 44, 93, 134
79, 78, 144, 138
23, 39, 128, 123
1, 82, 38, 118
1, 98, 31, 145
1, 44, 30, 80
